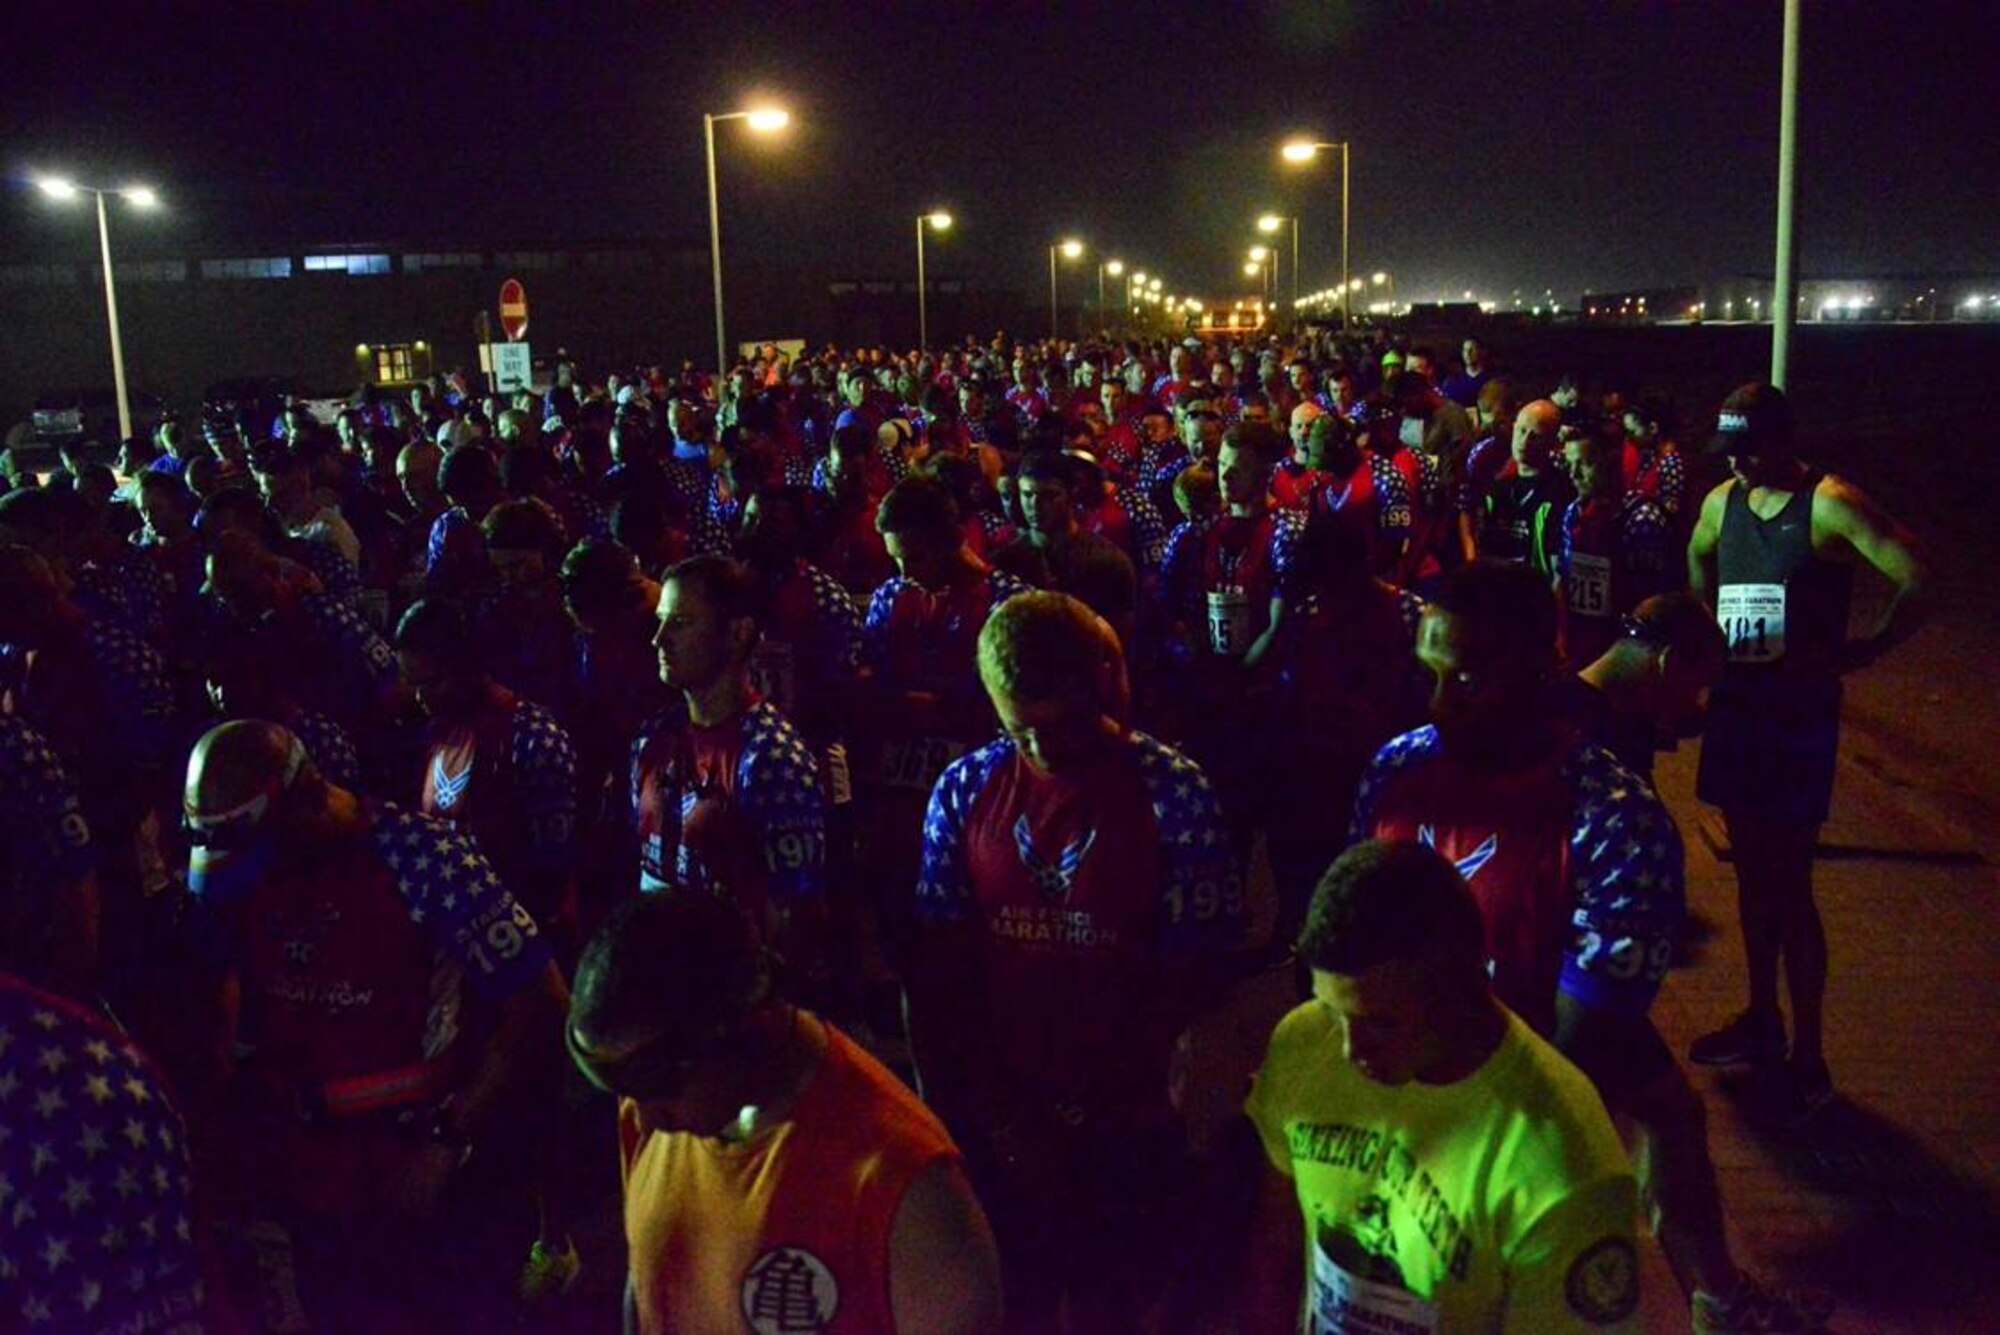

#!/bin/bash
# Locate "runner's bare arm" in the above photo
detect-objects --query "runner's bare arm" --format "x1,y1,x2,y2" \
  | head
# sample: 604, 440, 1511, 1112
1244, 1160, 1306, 1334
1814, 475, 1931, 670
450, 960, 569, 1138
889, 1158, 1005, 1335
1685, 480, 1731, 601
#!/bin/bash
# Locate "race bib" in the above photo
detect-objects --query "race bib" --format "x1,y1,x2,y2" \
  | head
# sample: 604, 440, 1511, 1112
1311, 1242, 1440, 1335
882, 737, 965, 793
1717, 582, 1786, 662
1207, 587, 1252, 658
1565, 552, 1612, 618
749, 640, 798, 713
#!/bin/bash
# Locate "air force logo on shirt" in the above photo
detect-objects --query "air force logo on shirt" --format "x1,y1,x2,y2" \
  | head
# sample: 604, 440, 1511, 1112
1417, 824, 1500, 881
1013, 815, 1097, 903
431, 755, 471, 810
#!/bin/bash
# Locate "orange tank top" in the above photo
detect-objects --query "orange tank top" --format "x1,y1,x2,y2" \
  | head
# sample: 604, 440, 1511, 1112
620, 1018, 958, 1335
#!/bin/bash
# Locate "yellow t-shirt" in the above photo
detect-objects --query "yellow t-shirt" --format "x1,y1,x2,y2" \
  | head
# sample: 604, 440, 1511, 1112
1245, 1003, 1640, 1334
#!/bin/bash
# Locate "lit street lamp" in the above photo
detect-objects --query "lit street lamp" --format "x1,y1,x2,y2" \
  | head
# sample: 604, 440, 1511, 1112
1049, 238, 1084, 339
1258, 213, 1300, 314
35, 174, 160, 442
916, 209, 953, 350
1099, 258, 1124, 330
1280, 139, 1352, 331
703, 105, 790, 374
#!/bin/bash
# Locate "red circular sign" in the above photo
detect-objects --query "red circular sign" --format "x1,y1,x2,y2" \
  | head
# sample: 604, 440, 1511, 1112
498, 278, 529, 341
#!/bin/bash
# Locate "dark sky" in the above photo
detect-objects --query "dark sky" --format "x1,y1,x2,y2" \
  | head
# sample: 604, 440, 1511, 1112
6, 0, 1997, 306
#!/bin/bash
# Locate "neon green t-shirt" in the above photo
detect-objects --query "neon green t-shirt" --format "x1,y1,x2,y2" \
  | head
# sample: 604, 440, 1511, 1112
1245, 1002, 1641, 1334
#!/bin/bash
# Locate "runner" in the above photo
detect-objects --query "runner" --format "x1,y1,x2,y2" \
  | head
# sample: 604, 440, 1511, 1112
1687, 383, 1930, 1119
1562, 592, 1728, 782
631, 555, 829, 977
1355, 560, 1830, 1332
1244, 839, 1641, 1334
1558, 424, 1672, 669
395, 598, 579, 929
181, 720, 568, 1324
1474, 398, 1574, 577
861, 478, 1032, 938
909, 590, 1245, 1329
569, 892, 1002, 1335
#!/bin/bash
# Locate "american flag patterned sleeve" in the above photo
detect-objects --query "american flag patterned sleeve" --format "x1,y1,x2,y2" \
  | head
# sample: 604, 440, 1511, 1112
735, 704, 829, 904
512, 703, 580, 878
1559, 746, 1685, 1015
0, 716, 94, 902
862, 579, 902, 676
914, 741, 1008, 926
1133, 734, 1247, 955
0, 977, 208, 1333
290, 711, 362, 793
81, 620, 177, 771
805, 564, 865, 677
1374, 455, 1414, 549
1269, 510, 1307, 601
301, 592, 400, 715
372, 805, 552, 1001
1348, 726, 1435, 847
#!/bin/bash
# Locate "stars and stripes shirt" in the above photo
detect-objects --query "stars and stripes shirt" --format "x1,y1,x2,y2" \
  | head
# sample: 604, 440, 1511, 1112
1351, 725, 1684, 1028
0, 716, 93, 931
289, 711, 362, 793
77, 618, 178, 774
0, 974, 206, 1334
629, 701, 828, 909
291, 589, 400, 723
915, 730, 1246, 1108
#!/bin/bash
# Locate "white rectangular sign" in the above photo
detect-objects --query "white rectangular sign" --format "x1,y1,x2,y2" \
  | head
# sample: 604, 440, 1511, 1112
489, 341, 533, 393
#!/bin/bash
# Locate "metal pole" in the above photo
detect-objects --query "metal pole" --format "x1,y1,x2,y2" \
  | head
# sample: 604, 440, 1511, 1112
1290, 217, 1300, 315
916, 217, 929, 350
1097, 265, 1106, 332
704, 112, 728, 375
1771, 0, 1801, 388
1049, 246, 1058, 341
95, 190, 133, 442
1340, 144, 1352, 334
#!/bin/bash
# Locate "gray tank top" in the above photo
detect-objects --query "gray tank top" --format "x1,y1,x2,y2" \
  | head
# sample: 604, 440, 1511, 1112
1715, 471, 1852, 674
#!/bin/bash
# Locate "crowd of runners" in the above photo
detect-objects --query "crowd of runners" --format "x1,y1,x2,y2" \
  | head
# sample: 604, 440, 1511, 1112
0, 326, 1928, 1333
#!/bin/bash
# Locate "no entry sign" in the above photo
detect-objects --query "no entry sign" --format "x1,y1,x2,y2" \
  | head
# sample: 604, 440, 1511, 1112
499, 278, 529, 341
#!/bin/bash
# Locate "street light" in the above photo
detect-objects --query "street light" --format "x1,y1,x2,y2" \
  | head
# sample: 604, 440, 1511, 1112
1098, 258, 1125, 330
1281, 138, 1352, 331
1371, 270, 1396, 314
703, 104, 790, 374
34, 175, 161, 441
1259, 213, 1300, 313
916, 209, 953, 350
1050, 238, 1084, 339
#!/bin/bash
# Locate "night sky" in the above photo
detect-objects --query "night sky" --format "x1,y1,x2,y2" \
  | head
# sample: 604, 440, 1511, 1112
6, 1, 1997, 306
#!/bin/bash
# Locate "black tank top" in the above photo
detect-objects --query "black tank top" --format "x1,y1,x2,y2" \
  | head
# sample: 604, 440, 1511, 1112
1715, 470, 1852, 677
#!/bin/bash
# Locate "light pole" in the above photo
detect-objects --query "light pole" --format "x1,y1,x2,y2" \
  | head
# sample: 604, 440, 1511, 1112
1099, 259, 1124, 333
1049, 238, 1083, 340
1281, 139, 1351, 332
703, 105, 790, 375
916, 209, 952, 350
1372, 271, 1396, 316
36, 175, 159, 443
1259, 213, 1299, 314
1249, 245, 1277, 304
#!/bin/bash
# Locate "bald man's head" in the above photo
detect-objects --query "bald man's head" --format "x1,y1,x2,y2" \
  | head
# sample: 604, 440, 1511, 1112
1512, 399, 1562, 470
398, 440, 444, 511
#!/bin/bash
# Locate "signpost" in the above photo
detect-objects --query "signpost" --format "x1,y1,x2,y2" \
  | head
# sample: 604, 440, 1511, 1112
490, 341, 533, 393
498, 278, 529, 341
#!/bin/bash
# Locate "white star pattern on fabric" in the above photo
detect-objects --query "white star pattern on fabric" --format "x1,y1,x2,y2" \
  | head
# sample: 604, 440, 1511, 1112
0, 979, 203, 1332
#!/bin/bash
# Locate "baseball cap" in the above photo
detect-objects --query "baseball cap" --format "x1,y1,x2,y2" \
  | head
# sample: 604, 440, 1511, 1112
1707, 382, 1792, 454
185, 730, 308, 899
